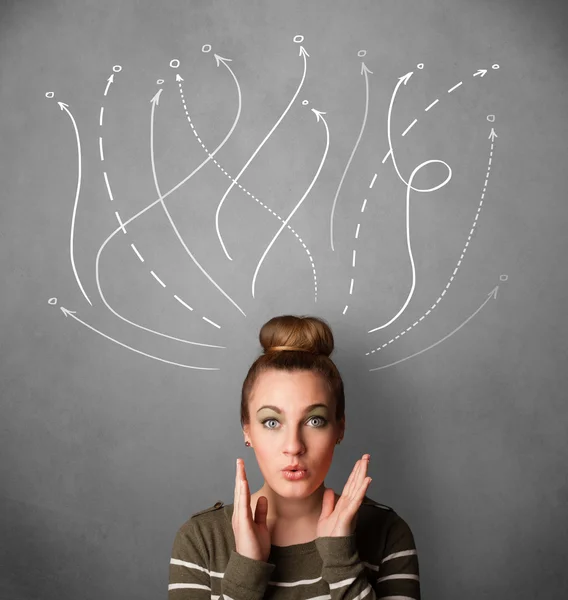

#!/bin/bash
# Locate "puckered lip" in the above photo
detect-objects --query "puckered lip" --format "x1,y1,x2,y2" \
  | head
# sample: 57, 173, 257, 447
282, 464, 307, 471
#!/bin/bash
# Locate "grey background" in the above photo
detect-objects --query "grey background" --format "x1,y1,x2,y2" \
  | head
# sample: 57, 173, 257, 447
1, 0, 567, 598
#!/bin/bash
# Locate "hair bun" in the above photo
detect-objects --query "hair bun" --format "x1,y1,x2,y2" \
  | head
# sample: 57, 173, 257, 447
259, 315, 334, 358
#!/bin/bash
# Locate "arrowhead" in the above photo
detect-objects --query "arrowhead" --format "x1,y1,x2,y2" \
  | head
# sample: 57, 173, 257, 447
488, 128, 498, 140
57, 101, 69, 110
361, 62, 373, 76
151, 89, 163, 105
214, 53, 232, 67
311, 108, 327, 122
299, 46, 310, 58
60, 307, 76, 317
474, 69, 488, 77
398, 71, 413, 85
176, 73, 184, 82
488, 286, 499, 300
107, 74, 114, 83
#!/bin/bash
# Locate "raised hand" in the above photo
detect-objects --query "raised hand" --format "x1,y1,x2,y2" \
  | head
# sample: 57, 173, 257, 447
316, 454, 372, 538
232, 458, 271, 563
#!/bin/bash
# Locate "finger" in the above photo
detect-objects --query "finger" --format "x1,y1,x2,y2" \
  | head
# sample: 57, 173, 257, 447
240, 462, 250, 518
346, 459, 363, 498
254, 496, 268, 524
235, 459, 240, 514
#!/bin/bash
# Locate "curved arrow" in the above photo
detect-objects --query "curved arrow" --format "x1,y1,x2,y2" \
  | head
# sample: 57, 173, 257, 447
330, 62, 373, 252
386, 71, 452, 194
96, 65, 247, 339
370, 126, 498, 343
215, 45, 310, 261
176, 70, 320, 303
369, 286, 499, 370
368, 158, 452, 333
251, 108, 330, 298
60, 307, 223, 370
58, 102, 92, 306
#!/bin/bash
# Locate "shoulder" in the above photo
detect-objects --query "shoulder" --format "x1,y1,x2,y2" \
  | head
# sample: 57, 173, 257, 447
361, 494, 395, 512
177, 500, 226, 530
171, 501, 227, 559
173, 500, 226, 542
359, 495, 417, 544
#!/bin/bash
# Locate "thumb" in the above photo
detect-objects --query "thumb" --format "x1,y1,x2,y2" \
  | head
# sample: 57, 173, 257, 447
320, 487, 336, 519
254, 495, 268, 524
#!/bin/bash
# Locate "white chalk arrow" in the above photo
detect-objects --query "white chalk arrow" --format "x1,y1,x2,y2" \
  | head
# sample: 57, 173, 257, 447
150, 89, 242, 322
214, 53, 233, 67
215, 44, 310, 261
473, 69, 488, 77
369, 286, 499, 371
58, 101, 92, 306
330, 61, 373, 252
60, 307, 223, 370
489, 128, 498, 141
104, 73, 114, 96
251, 109, 330, 298
150, 89, 163, 105
95, 59, 249, 332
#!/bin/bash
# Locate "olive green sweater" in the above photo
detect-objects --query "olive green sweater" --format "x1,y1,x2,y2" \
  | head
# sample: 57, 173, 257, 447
169, 495, 420, 599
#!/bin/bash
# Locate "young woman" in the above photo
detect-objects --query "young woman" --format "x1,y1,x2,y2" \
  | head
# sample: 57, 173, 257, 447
169, 315, 421, 599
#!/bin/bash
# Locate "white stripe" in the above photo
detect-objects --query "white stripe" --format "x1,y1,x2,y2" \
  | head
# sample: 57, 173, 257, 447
425, 98, 439, 111
103, 172, 113, 201
377, 574, 420, 583
151, 270, 166, 287
329, 576, 357, 589
99, 106, 104, 126
369, 173, 377, 188
99, 137, 104, 161
168, 583, 210, 591
130, 243, 144, 262
401, 119, 417, 137
382, 549, 417, 563
202, 316, 221, 328
174, 295, 193, 311
448, 81, 463, 93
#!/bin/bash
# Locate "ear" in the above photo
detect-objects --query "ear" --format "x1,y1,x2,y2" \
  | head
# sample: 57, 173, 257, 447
337, 415, 345, 439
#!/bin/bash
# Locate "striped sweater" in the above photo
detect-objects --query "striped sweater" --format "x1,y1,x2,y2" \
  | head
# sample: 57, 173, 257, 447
168, 495, 420, 600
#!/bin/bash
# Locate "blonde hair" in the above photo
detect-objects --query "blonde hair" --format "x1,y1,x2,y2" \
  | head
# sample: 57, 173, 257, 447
240, 315, 345, 428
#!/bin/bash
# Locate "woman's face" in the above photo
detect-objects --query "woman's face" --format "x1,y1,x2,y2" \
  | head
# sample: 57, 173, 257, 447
243, 369, 344, 497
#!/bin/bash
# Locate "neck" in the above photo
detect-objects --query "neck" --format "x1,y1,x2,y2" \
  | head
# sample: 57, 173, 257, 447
254, 481, 327, 524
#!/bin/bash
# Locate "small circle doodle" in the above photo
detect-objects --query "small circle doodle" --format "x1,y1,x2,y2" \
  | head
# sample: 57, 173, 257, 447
293, 35, 304, 43
45, 92, 54, 98
170, 59, 180, 68
112, 65, 122, 72
48, 298, 57, 305
358, 50, 367, 58
202, 44, 212, 53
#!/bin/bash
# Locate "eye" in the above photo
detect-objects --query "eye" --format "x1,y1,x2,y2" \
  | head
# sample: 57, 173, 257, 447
261, 416, 328, 430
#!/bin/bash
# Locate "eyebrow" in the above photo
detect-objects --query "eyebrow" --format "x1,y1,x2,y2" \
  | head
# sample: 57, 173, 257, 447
256, 403, 328, 414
